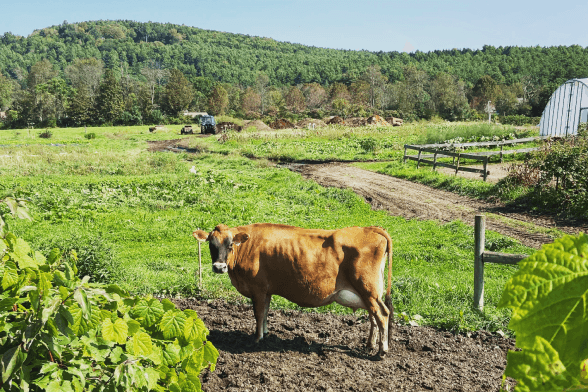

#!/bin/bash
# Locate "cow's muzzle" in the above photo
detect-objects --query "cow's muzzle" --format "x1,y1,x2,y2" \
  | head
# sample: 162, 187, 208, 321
212, 262, 228, 274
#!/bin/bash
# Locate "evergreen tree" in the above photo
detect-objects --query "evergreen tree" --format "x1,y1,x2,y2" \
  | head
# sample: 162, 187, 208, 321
67, 86, 92, 126
96, 69, 124, 124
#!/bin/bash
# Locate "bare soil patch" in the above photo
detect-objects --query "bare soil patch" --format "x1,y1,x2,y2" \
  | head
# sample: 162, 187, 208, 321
290, 163, 588, 249
173, 298, 515, 392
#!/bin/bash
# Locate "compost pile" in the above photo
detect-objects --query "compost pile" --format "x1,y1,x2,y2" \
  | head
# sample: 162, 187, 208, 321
242, 120, 273, 132
172, 298, 516, 391
326, 116, 346, 125
216, 122, 243, 132
367, 115, 390, 126
269, 118, 295, 129
296, 118, 327, 128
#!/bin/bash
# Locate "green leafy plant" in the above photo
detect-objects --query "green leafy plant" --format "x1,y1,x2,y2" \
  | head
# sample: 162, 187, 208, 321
38, 130, 52, 139
85, 132, 96, 140
0, 196, 218, 391
498, 233, 588, 391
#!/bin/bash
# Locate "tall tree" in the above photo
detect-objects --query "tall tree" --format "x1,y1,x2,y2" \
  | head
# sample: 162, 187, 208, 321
163, 69, 194, 115
67, 86, 92, 126
471, 75, 501, 112
284, 86, 305, 113
360, 65, 387, 108
141, 60, 169, 107
65, 58, 104, 100
0, 73, 14, 110
208, 84, 228, 116
255, 72, 270, 115
96, 69, 124, 123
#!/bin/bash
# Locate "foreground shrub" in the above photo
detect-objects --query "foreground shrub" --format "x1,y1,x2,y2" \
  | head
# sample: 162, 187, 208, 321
499, 233, 588, 391
0, 196, 218, 391
38, 130, 52, 139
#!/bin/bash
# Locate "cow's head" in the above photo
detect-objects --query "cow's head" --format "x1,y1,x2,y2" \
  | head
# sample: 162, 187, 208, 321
192, 224, 249, 274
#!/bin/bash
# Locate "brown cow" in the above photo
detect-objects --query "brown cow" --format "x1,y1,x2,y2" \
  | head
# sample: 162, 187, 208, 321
193, 223, 394, 356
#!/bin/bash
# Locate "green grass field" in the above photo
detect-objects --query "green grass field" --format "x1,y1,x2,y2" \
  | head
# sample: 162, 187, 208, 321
1, 122, 540, 333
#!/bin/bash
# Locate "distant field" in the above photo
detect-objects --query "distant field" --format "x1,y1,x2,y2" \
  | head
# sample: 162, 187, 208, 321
1, 122, 537, 333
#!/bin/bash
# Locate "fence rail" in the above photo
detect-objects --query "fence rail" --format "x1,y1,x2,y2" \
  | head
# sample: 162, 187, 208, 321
403, 136, 549, 181
473, 215, 528, 310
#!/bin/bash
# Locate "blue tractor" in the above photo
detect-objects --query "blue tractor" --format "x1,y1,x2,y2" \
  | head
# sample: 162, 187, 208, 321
200, 115, 217, 134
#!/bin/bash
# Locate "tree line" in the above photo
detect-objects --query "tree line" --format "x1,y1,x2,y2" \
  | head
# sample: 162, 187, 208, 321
1, 20, 587, 127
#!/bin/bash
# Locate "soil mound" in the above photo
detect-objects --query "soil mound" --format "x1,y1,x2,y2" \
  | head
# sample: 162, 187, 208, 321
326, 116, 345, 125
346, 117, 368, 127
216, 122, 243, 132
242, 120, 272, 132
367, 115, 390, 126
269, 118, 295, 129
172, 298, 516, 392
385, 117, 404, 126
296, 118, 327, 129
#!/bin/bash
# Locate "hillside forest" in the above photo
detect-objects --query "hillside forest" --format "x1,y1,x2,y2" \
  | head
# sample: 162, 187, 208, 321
1, 20, 587, 128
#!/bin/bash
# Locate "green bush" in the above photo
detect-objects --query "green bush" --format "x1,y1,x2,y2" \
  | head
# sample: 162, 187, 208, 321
499, 233, 588, 391
38, 130, 52, 139
84, 132, 96, 139
0, 196, 218, 391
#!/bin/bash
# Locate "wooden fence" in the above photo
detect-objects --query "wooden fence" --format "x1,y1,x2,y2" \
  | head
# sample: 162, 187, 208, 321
473, 215, 527, 311
403, 136, 549, 181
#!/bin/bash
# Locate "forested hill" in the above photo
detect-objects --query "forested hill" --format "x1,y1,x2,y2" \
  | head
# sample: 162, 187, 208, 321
1, 20, 587, 88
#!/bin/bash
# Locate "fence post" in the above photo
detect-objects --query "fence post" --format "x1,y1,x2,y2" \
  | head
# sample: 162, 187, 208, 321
403, 145, 408, 163
483, 156, 488, 182
416, 148, 422, 169
473, 215, 485, 311
433, 152, 438, 171
197, 241, 202, 289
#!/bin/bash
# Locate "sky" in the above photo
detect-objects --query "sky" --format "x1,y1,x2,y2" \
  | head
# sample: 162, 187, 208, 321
1, 0, 587, 53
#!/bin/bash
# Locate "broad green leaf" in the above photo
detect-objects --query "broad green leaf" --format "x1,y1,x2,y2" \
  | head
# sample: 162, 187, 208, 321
147, 344, 163, 366
109, 346, 124, 363
12, 238, 36, 270
34, 251, 46, 266
161, 298, 176, 312
183, 317, 205, 344
41, 297, 61, 324
186, 348, 204, 377
126, 319, 141, 336
162, 343, 181, 366
129, 331, 152, 356
47, 248, 61, 265
74, 288, 91, 320
499, 233, 588, 387
159, 310, 187, 339
70, 304, 102, 335
38, 271, 52, 299
504, 336, 573, 391
102, 318, 128, 345
203, 341, 219, 372
132, 298, 164, 327
105, 284, 129, 297
144, 367, 160, 391
2, 260, 18, 290
1, 345, 27, 384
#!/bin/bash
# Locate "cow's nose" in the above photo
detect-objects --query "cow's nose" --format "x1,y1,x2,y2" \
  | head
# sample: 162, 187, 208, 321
212, 263, 228, 274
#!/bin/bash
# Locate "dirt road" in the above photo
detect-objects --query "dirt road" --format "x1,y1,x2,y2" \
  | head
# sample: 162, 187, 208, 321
289, 162, 588, 249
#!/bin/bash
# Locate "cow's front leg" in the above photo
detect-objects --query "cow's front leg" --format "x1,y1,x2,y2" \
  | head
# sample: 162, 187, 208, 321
252, 294, 268, 342
263, 294, 272, 335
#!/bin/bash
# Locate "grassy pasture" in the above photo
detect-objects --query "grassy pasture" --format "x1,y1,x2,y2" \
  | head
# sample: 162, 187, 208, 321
1, 122, 537, 333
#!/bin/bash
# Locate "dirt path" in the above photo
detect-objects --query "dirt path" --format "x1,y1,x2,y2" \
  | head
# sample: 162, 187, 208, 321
175, 299, 516, 392
289, 163, 588, 249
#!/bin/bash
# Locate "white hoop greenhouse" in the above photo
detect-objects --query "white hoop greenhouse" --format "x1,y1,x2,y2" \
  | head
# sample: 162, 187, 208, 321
539, 78, 588, 137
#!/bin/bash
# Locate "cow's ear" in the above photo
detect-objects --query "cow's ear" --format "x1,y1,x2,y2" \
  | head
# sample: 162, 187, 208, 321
192, 230, 209, 242
233, 232, 249, 246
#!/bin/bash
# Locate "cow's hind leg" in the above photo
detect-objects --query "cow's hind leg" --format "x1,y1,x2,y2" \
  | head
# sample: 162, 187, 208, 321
366, 296, 390, 357
367, 314, 378, 351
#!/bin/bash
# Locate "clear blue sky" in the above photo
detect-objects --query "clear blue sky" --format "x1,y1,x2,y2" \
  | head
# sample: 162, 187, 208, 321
2, 0, 587, 53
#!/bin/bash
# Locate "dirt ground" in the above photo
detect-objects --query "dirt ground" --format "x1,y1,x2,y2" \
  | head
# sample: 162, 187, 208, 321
290, 162, 588, 249
174, 298, 515, 392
